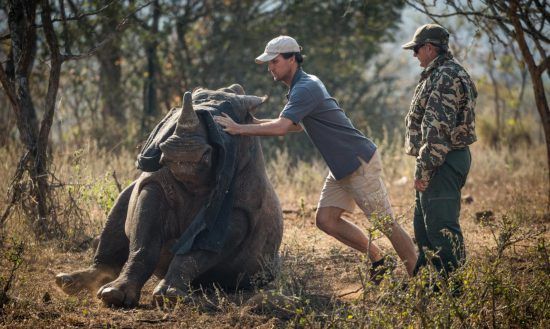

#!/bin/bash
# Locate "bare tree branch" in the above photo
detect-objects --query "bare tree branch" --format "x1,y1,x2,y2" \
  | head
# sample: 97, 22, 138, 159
39, 0, 61, 146
0, 0, 116, 41
0, 0, 149, 42
514, 0, 550, 43
404, 0, 506, 21
50, 0, 118, 22
537, 55, 550, 76
61, 1, 153, 61
57, 0, 71, 55
407, 0, 550, 43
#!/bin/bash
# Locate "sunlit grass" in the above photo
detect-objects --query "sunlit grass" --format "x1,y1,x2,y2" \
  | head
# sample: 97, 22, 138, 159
0, 137, 548, 328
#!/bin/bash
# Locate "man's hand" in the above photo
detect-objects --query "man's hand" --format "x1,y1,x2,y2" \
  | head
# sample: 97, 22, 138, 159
214, 113, 241, 135
414, 179, 428, 192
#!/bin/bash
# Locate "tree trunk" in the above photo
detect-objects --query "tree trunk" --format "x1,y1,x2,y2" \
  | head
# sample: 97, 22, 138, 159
487, 56, 501, 148
95, 1, 124, 146
39, 0, 64, 237
141, 0, 161, 132
513, 68, 528, 122
1, 0, 54, 237
97, 47, 124, 124
508, 0, 550, 208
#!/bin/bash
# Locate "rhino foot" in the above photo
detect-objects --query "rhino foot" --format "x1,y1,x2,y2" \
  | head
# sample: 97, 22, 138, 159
55, 266, 117, 295
97, 279, 140, 308
152, 279, 190, 306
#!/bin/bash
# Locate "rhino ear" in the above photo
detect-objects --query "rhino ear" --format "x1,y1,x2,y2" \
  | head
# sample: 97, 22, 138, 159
218, 84, 245, 95
227, 84, 245, 95
237, 95, 268, 113
175, 91, 200, 135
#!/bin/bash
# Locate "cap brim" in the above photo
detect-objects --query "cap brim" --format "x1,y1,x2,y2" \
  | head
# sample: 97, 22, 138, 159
255, 52, 278, 64
401, 40, 417, 49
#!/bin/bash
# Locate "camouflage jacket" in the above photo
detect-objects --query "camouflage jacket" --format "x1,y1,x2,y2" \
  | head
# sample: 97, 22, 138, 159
405, 53, 477, 183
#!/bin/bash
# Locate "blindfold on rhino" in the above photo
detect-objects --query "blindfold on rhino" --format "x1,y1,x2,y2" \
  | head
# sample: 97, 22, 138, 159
158, 107, 214, 188
159, 88, 264, 188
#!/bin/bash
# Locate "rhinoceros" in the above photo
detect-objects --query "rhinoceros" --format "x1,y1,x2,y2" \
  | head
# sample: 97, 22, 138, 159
55, 84, 283, 308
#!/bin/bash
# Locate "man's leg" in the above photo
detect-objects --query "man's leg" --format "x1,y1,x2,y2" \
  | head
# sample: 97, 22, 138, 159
316, 206, 383, 262
415, 149, 470, 275
384, 221, 418, 276
346, 153, 418, 276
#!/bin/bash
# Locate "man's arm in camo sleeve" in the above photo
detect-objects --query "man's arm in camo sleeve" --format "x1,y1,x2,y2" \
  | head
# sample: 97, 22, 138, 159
415, 72, 461, 184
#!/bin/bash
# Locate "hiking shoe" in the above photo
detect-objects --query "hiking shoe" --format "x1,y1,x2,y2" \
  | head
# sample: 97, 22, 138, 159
369, 256, 396, 285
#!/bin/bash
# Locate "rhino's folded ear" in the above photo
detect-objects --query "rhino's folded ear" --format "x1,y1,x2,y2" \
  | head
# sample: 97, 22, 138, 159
227, 84, 245, 95
237, 95, 268, 113
218, 84, 245, 95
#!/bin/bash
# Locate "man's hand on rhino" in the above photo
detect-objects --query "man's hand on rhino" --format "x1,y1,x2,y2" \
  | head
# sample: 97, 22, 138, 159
214, 113, 241, 135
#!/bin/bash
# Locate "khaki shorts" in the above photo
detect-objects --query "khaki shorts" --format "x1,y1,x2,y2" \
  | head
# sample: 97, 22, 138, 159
318, 151, 393, 218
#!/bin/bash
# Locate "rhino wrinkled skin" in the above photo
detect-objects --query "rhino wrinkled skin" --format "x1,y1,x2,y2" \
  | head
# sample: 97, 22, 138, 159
55, 84, 283, 308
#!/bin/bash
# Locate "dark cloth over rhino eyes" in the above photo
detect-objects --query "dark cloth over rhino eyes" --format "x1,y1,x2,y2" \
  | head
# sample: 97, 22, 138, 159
136, 101, 241, 255
136, 100, 239, 172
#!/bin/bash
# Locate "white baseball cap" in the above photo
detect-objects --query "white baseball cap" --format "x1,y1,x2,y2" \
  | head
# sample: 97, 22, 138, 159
255, 36, 302, 64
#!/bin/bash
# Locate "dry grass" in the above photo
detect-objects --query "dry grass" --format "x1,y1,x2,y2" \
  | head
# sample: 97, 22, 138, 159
0, 139, 548, 328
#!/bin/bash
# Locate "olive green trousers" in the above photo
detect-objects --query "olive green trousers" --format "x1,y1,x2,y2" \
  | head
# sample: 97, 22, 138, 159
413, 147, 471, 276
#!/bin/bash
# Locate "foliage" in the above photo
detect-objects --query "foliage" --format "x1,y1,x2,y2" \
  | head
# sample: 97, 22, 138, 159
1, 0, 406, 159
52, 148, 126, 249
253, 210, 548, 328
477, 114, 533, 149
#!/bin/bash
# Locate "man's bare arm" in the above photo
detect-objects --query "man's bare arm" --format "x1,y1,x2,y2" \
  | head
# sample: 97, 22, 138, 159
214, 114, 300, 136
251, 116, 303, 132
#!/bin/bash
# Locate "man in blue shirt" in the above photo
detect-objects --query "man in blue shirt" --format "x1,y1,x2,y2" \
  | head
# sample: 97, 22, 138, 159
215, 36, 417, 281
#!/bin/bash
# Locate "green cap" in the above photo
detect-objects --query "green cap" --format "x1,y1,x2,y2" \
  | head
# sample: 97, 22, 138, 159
402, 24, 449, 49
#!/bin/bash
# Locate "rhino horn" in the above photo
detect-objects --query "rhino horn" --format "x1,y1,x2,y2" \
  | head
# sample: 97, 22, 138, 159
237, 95, 268, 113
175, 91, 200, 135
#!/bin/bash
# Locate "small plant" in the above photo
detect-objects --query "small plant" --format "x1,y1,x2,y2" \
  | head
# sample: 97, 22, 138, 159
0, 238, 24, 312
298, 197, 307, 227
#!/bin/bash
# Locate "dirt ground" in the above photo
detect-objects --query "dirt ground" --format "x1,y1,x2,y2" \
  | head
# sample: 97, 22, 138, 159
2, 195, 545, 328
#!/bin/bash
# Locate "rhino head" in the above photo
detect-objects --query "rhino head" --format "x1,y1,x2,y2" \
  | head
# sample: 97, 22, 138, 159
159, 92, 214, 189
158, 84, 266, 189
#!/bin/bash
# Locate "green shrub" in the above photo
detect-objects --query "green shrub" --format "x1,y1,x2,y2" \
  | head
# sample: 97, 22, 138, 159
477, 115, 533, 149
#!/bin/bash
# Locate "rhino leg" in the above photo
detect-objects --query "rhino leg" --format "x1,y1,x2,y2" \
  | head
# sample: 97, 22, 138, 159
56, 182, 134, 295
152, 250, 222, 304
97, 184, 164, 308
152, 211, 248, 304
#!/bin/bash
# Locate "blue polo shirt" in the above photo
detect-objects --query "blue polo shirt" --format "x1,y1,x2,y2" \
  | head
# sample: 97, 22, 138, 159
280, 69, 377, 180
